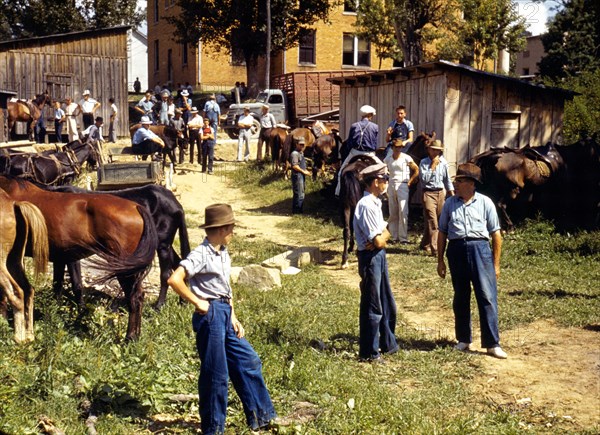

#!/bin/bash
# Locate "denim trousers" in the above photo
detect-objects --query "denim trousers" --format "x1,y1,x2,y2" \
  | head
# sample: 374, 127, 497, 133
446, 239, 500, 348
202, 140, 215, 172
291, 173, 305, 213
192, 300, 276, 434
357, 249, 398, 359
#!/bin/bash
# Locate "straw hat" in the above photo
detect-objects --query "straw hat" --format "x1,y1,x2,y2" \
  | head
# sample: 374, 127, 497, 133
82, 89, 91, 96
140, 116, 152, 125
429, 140, 444, 151
180, 90, 189, 97
199, 204, 237, 229
190, 107, 199, 113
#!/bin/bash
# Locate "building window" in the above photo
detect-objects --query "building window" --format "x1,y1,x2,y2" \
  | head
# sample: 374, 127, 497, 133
299, 29, 316, 64
182, 42, 188, 66
523, 68, 530, 75
154, 0, 159, 23
344, 0, 358, 13
154, 40, 159, 71
343, 34, 370, 67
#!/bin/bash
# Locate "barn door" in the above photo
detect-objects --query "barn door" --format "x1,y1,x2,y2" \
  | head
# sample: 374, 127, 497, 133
45, 74, 73, 103
491, 111, 521, 148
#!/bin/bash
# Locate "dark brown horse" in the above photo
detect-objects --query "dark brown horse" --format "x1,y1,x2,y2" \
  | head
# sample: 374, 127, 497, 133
0, 189, 49, 343
471, 143, 565, 230
267, 126, 289, 171
0, 176, 158, 340
46, 184, 190, 310
340, 154, 379, 268
129, 123, 184, 167
7, 93, 51, 141
0, 140, 98, 185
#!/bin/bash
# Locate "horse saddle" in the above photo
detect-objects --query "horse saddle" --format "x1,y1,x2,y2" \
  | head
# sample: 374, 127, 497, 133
520, 143, 564, 176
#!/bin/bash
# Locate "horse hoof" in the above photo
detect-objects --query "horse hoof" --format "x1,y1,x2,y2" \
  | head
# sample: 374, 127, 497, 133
341, 261, 349, 269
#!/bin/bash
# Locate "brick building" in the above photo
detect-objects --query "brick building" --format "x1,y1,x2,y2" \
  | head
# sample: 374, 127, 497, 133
147, 0, 394, 92
515, 35, 545, 79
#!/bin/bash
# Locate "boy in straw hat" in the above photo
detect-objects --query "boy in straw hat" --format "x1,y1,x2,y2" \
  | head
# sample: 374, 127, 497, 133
418, 139, 454, 256
168, 204, 278, 434
437, 163, 507, 359
353, 163, 399, 362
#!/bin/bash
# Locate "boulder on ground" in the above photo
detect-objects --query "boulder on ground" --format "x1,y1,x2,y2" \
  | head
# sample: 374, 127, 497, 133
237, 264, 281, 290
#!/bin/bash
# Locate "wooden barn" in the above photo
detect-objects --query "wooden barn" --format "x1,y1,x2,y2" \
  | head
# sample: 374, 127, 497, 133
331, 60, 576, 173
0, 26, 130, 138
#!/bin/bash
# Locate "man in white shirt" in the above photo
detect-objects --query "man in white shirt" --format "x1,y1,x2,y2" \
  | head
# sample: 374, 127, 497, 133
78, 90, 101, 129
237, 107, 254, 162
64, 96, 80, 142
257, 104, 276, 161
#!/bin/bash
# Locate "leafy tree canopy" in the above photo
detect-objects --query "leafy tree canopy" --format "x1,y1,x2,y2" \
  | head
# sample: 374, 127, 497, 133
539, 0, 600, 79
169, 0, 333, 88
0, 0, 144, 40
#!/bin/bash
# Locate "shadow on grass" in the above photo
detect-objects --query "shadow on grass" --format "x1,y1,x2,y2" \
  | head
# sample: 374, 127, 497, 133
86, 384, 150, 420
508, 288, 599, 299
306, 333, 454, 355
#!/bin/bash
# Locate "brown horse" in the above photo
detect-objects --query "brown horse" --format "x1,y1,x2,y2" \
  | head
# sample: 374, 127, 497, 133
0, 189, 49, 343
471, 143, 565, 230
0, 176, 158, 340
279, 121, 337, 178
267, 126, 289, 171
7, 93, 50, 141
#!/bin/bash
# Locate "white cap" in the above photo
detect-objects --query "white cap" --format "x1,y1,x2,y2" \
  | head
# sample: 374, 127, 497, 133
141, 116, 152, 124
82, 89, 91, 96
360, 105, 376, 116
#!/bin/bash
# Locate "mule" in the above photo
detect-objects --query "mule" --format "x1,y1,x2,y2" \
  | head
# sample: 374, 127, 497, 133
0, 189, 49, 343
340, 154, 379, 268
7, 93, 51, 141
0, 176, 158, 340
0, 140, 99, 186
46, 184, 190, 310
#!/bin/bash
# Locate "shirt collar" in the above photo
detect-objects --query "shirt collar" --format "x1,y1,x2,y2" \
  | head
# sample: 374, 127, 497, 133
202, 237, 225, 256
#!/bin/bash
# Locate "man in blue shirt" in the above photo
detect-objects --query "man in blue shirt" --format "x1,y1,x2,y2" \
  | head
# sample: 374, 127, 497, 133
335, 104, 381, 197
353, 163, 398, 362
437, 163, 507, 359
167, 204, 277, 434
418, 140, 454, 256
132, 116, 165, 157
385, 105, 414, 158
203, 94, 221, 139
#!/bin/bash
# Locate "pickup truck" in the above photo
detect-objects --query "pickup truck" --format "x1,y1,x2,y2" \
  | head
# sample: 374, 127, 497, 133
223, 89, 287, 139
223, 71, 362, 139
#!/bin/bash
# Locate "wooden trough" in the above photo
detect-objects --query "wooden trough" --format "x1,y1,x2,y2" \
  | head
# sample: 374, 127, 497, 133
96, 161, 163, 191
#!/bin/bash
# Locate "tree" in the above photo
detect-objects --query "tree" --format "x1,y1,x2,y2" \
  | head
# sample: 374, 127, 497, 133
460, 0, 527, 70
0, 0, 144, 40
539, 0, 600, 79
355, 0, 402, 68
169, 0, 334, 90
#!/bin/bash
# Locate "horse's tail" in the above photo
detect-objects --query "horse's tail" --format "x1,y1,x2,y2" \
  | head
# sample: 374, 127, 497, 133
86, 204, 158, 284
176, 206, 191, 262
341, 169, 362, 209
14, 201, 49, 277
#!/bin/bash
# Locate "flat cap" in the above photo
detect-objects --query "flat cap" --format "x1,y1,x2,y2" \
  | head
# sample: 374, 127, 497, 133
360, 105, 376, 116
359, 162, 388, 178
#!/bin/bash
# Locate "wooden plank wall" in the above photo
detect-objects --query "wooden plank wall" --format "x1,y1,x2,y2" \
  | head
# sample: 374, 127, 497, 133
0, 31, 129, 137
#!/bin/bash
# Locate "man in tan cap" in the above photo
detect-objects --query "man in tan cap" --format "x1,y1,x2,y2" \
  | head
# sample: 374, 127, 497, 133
168, 204, 278, 434
437, 163, 507, 359
353, 162, 399, 362
418, 139, 454, 256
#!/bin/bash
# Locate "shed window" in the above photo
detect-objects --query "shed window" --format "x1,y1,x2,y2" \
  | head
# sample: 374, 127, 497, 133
299, 29, 316, 64
343, 34, 370, 67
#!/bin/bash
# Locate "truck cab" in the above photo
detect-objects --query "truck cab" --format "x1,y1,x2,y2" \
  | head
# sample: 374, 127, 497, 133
223, 89, 288, 139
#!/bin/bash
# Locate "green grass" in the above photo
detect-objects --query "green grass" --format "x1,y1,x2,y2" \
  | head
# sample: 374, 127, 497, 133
0, 165, 598, 433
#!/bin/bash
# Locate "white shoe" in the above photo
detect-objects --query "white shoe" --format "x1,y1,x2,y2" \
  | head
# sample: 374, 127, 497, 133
487, 346, 508, 359
454, 342, 472, 352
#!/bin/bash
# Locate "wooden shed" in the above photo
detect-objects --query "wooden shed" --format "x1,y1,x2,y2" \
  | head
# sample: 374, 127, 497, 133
0, 26, 130, 138
330, 60, 576, 174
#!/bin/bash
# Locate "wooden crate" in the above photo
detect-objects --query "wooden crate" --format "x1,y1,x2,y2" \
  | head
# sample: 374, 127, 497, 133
96, 161, 163, 190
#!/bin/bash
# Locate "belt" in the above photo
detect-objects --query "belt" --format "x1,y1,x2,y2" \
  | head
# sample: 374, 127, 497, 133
423, 188, 443, 192
450, 237, 488, 242
206, 296, 231, 304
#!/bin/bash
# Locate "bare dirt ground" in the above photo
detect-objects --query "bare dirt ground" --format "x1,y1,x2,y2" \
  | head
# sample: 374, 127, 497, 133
148, 147, 599, 430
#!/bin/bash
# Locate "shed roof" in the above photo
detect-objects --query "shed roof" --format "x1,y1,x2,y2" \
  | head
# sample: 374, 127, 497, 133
328, 60, 576, 99
0, 26, 130, 51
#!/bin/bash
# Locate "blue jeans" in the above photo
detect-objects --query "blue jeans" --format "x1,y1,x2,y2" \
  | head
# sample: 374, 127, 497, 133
357, 249, 398, 359
192, 300, 276, 434
202, 139, 215, 172
291, 173, 305, 213
446, 239, 500, 348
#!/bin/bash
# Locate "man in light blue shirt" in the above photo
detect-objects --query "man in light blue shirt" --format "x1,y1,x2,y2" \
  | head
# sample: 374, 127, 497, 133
437, 163, 507, 360
132, 116, 165, 157
203, 94, 221, 139
418, 139, 454, 256
353, 163, 398, 362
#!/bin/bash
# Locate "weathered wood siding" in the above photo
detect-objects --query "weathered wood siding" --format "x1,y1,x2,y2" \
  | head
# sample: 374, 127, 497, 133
0, 28, 130, 138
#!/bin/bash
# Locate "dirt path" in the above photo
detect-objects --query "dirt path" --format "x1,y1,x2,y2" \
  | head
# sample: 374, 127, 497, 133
170, 161, 599, 430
